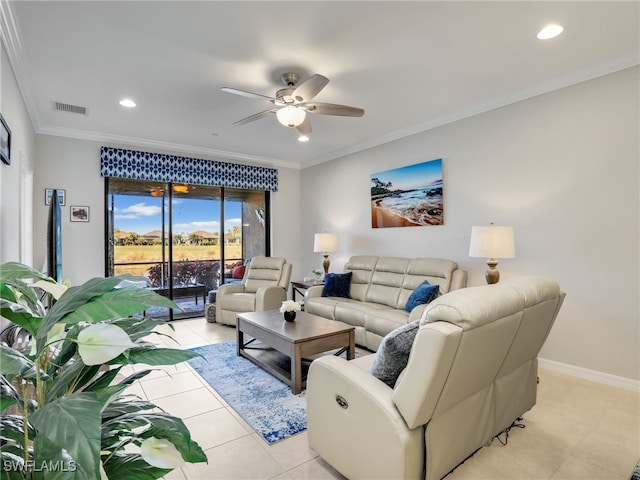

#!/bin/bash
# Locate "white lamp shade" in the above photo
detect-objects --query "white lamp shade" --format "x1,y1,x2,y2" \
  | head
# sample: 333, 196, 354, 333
314, 232, 338, 253
469, 225, 515, 259
276, 106, 306, 127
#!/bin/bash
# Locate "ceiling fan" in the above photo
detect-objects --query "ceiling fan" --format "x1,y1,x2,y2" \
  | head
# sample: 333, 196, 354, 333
221, 73, 364, 136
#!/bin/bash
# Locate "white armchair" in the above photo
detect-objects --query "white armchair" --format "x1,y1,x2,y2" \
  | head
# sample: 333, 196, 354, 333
307, 276, 565, 480
215, 257, 292, 326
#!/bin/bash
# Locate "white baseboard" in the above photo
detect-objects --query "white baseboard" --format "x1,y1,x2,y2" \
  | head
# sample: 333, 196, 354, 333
538, 357, 640, 392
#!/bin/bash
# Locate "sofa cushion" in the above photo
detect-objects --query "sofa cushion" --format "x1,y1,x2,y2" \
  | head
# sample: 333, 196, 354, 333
370, 320, 420, 388
405, 281, 439, 312
322, 272, 352, 298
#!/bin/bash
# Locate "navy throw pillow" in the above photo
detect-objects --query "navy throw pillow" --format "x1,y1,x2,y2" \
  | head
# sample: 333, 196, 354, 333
370, 320, 420, 388
405, 281, 439, 312
321, 272, 352, 298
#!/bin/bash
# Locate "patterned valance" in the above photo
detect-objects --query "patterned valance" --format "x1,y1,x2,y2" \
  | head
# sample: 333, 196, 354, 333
100, 146, 278, 192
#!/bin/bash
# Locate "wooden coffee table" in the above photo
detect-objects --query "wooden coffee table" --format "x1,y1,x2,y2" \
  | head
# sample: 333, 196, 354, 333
236, 310, 355, 394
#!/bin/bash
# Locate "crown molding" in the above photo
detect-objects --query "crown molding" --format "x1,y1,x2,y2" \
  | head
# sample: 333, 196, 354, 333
0, 0, 41, 129
303, 54, 640, 169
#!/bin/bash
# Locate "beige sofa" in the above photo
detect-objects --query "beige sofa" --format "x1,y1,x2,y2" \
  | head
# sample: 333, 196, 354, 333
307, 276, 565, 480
304, 255, 467, 351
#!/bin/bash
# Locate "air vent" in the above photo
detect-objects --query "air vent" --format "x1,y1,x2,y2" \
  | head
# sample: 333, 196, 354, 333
52, 101, 88, 115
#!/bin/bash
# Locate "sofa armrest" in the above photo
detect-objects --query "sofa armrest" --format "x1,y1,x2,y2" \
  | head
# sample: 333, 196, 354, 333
304, 284, 324, 299
450, 269, 468, 291
307, 356, 423, 480
408, 303, 429, 322
216, 283, 245, 296
255, 286, 287, 311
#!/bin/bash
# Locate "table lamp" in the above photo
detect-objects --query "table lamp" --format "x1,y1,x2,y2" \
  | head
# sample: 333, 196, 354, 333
314, 232, 338, 275
469, 223, 515, 284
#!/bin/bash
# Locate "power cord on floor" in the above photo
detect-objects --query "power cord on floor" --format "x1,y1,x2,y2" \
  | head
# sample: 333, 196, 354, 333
493, 417, 526, 446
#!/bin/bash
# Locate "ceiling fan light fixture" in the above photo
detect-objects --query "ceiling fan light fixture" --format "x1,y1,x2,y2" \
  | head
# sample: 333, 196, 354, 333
276, 105, 306, 127
172, 184, 189, 194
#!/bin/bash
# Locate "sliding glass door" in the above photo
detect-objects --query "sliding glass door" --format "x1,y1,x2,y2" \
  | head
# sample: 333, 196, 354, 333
106, 178, 268, 320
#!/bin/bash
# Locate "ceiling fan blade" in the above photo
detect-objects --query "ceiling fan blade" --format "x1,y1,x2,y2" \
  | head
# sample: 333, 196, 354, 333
221, 87, 275, 103
233, 109, 277, 126
292, 74, 329, 103
296, 116, 312, 135
303, 102, 364, 117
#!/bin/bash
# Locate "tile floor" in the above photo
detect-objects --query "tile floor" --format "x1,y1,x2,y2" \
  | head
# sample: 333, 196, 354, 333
125, 318, 640, 480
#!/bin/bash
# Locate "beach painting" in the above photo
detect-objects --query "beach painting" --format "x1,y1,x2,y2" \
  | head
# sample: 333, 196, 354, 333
371, 158, 444, 228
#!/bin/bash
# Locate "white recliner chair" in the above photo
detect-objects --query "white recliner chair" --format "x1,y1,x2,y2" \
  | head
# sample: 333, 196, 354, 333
215, 256, 292, 326
307, 276, 565, 480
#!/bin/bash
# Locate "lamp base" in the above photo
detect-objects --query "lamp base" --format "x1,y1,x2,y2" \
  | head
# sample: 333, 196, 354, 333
323, 254, 330, 275
485, 259, 500, 284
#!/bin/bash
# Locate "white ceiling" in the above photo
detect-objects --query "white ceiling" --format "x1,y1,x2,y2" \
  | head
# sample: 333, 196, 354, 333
3, 1, 639, 169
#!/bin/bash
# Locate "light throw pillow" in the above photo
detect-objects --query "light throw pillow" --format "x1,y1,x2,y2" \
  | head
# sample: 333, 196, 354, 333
405, 281, 439, 312
370, 320, 420, 388
321, 272, 352, 298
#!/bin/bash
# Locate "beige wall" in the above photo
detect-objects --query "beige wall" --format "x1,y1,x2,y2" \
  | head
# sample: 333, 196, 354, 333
300, 66, 639, 384
0, 41, 36, 266
32, 135, 302, 287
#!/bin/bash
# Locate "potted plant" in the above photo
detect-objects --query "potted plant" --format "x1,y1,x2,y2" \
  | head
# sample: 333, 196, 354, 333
0, 262, 207, 479
279, 300, 301, 322
312, 269, 323, 283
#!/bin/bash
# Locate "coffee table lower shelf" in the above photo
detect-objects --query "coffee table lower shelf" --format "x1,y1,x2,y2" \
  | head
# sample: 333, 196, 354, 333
236, 310, 355, 394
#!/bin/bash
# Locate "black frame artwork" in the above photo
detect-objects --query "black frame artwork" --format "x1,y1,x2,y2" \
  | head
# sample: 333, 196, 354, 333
0, 113, 11, 165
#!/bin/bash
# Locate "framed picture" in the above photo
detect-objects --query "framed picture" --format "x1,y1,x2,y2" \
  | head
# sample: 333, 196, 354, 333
70, 206, 89, 222
45, 188, 66, 206
371, 158, 444, 228
0, 113, 11, 165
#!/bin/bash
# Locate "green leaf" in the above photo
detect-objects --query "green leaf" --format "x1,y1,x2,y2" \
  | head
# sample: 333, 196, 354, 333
0, 376, 21, 413
109, 347, 201, 366
93, 384, 130, 409
117, 368, 152, 386
101, 398, 157, 422
111, 316, 167, 342
0, 414, 34, 446
83, 366, 122, 393
135, 413, 207, 464
37, 275, 148, 341
0, 262, 51, 313
0, 345, 36, 376
33, 433, 82, 480
45, 361, 99, 402
0, 262, 52, 285
0, 294, 42, 338
48, 281, 177, 327
30, 392, 102, 480
47, 324, 81, 375
102, 452, 171, 480
0, 451, 27, 480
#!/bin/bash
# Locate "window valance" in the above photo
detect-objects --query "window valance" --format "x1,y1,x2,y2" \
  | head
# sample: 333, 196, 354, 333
100, 146, 278, 192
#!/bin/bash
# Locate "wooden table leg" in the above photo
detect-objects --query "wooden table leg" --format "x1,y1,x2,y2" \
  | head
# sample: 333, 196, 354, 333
236, 323, 243, 356
292, 344, 303, 394
347, 330, 355, 360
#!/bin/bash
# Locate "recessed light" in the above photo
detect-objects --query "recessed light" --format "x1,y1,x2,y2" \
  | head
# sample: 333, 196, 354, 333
537, 24, 563, 40
298, 135, 309, 142
119, 98, 136, 108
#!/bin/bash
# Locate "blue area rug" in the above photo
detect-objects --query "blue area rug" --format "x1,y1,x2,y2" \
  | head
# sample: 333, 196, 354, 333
187, 342, 307, 444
